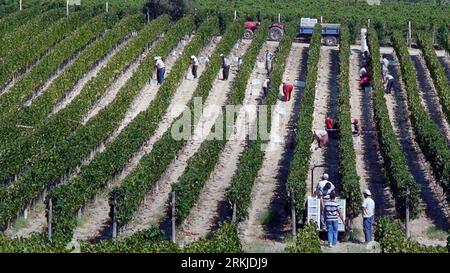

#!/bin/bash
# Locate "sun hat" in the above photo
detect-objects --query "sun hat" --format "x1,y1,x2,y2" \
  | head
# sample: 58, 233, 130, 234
364, 189, 372, 196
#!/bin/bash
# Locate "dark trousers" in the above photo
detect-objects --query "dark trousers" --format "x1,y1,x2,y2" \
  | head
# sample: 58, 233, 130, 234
192, 65, 198, 79
222, 65, 230, 80
157, 67, 165, 84
363, 216, 374, 243
386, 79, 394, 93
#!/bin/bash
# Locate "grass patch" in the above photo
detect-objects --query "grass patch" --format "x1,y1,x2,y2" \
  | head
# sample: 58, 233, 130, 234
425, 226, 448, 241
12, 218, 29, 230
258, 210, 273, 225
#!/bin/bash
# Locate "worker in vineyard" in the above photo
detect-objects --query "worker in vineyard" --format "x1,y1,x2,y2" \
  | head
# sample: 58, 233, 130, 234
383, 73, 395, 94
324, 191, 344, 247
265, 49, 274, 75
190, 55, 199, 79
316, 173, 336, 229
220, 53, 230, 80
325, 116, 338, 138
154, 56, 165, 85
316, 174, 335, 197
362, 51, 371, 68
362, 189, 375, 243
312, 129, 328, 149
359, 66, 368, 79
381, 55, 389, 77
263, 78, 270, 95
237, 56, 243, 72
352, 118, 361, 136
282, 82, 293, 102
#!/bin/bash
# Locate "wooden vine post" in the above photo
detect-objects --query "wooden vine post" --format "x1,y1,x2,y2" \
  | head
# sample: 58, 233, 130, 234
405, 185, 410, 238
231, 203, 237, 223
111, 196, 117, 239
234, 10, 237, 21
20, 0, 22, 11
47, 198, 53, 241
291, 191, 296, 237
408, 21, 412, 48
171, 191, 176, 243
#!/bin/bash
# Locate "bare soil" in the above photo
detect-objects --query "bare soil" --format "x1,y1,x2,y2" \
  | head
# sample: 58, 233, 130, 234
409, 50, 450, 146
240, 43, 309, 253
178, 41, 280, 246
118, 39, 252, 238
349, 46, 396, 241
51, 33, 138, 116
382, 48, 449, 246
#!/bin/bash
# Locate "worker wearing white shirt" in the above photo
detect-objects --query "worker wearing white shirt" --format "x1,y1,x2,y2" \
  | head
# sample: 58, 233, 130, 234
262, 78, 270, 95
384, 73, 395, 94
362, 189, 375, 243
265, 50, 274, 75
154, 56, 165, 85
381, 55, 389, 77
190, 55, 199, 79
221, 54, 230, 80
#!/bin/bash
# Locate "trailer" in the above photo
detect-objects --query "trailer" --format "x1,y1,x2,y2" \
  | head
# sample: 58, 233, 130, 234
296, 17, 341, 46
305, 164, 346, 232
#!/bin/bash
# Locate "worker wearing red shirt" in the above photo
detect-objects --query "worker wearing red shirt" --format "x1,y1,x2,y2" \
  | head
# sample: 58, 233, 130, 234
283, 82, 294, 102
325, 117, 334, 130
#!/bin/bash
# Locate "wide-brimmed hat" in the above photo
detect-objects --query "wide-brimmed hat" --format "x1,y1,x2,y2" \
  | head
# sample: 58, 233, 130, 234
364, 189, 372, 196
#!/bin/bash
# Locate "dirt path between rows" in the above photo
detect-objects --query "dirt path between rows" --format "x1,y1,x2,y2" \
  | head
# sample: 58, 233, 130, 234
349, 46, 395, 241
177, 41, 280, 246
239, 43, 308, 253
72, 37, 194, 242
409, 51, 450, 146
4, 33, 190, 240
305, 46, 340, 196
50, 33, 139, 116
383, 48, 449, 247
118, 39, 251, 239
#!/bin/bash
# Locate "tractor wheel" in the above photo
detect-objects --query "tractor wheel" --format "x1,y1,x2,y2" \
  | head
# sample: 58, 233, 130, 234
324, 36, 337, 46
268, 27, 283, 41
243, 29, 254, 39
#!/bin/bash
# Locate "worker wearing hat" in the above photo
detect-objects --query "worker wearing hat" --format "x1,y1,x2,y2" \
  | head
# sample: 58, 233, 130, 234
362, 189, 375, 243
316, 173, 335, 229
190, 55, 199, 79
154, 56, 165, 85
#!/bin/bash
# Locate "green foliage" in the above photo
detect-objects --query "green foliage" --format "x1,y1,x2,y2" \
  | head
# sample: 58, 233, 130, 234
0, 14, 148, 182
171, 21, 268, 224
337, 25, 362, 218
81, 226, 180, 253
417, 32, 450, 128
0, 9, 97, 89
375, 216, 447, 253
286, 24, 322, 216
392, 31, 450, 204
47, 16, 197, 242
286, 224, 321, 253
111, 19, 242, 229
366, 28, 421, 219
0, 14, 164, 228
183, 223, 242, 253
226, 23, 296, 221
143, 0, 194, 20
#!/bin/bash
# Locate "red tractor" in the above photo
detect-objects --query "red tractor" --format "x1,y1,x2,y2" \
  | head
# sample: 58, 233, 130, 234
243, 21, 284, 41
